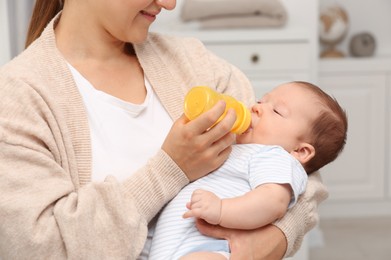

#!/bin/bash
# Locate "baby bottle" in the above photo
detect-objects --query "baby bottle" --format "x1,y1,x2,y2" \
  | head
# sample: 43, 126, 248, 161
184, 86, 251, 134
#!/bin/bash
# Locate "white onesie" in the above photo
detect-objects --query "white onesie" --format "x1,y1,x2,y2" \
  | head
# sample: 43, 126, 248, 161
149, 144, 308, 259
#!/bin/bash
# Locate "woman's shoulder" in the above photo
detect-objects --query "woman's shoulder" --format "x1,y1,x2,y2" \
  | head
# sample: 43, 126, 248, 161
0, 48, 39, 81
0, 52, 37, 96
1, 13, 63, 81
135, 32, 255, 105
134, 32, 222, 90
1, 36, 56, 79
0, 37, 71, 111
136, 32, 238, 81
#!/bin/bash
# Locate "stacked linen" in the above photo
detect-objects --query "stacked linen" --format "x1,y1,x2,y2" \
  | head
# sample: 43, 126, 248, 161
180, 0, 288, 29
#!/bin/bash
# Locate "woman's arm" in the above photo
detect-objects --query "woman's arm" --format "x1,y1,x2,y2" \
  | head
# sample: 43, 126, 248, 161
273, 171, 328, 257
196, 220, 287, 260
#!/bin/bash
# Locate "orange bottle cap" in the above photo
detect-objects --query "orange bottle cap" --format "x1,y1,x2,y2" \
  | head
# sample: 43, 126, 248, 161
184, 86, 218, 120
184, 86, 251, 134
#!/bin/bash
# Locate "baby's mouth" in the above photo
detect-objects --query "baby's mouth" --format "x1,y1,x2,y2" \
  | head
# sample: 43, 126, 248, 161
241, 125, 252, 135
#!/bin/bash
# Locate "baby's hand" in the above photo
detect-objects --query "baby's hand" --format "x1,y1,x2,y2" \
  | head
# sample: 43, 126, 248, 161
183, 189, 222, 225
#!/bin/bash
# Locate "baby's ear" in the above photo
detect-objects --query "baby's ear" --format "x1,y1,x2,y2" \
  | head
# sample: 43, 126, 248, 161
291, 143, 315, 164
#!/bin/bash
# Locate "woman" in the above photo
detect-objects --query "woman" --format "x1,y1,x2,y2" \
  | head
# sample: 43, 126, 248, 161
0, 0, 328, 259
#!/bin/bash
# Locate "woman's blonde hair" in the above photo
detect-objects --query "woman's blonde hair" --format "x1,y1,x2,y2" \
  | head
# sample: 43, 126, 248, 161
25, 0, 64, 48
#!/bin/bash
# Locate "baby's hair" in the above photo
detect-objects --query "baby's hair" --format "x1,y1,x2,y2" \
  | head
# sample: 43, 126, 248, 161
294, 81, 348, 174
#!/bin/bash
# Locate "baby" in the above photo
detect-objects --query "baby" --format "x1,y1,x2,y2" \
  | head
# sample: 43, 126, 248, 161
149, 81, 347, 259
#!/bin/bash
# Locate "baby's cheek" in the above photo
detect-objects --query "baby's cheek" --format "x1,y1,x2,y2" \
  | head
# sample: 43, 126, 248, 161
236, 132, 251, 144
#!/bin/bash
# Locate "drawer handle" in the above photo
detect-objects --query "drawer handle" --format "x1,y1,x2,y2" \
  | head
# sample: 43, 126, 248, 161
251, 54, 260, 64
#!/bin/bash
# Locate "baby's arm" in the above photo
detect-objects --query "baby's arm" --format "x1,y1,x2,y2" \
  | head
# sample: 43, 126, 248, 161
183, 189, 222, 225
183, 183, 292, 229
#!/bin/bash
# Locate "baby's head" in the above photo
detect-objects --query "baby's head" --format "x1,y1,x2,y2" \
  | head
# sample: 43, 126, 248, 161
237, 81, 347, 174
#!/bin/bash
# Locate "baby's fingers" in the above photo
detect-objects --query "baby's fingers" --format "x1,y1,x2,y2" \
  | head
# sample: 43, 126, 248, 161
183, 210, 195, 219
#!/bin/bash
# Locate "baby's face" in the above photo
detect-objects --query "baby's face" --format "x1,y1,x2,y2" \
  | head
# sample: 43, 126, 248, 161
236, 83, 321, 153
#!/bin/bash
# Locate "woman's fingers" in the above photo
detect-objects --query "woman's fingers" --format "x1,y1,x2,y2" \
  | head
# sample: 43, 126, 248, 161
186, 100, 228, 135
162, 102, 237, 182
196, 220, 287, 260
195, 219, 228, 239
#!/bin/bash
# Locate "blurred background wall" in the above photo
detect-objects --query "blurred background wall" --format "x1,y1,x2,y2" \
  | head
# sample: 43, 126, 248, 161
0, 0, 34, 66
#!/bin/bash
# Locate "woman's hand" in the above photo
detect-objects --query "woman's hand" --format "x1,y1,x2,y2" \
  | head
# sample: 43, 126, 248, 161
162, 101, 237, 182
196, 219, 287, 260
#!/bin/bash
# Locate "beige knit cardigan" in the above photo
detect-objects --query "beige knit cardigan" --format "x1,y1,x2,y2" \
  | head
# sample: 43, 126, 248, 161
0, 16, 328, 259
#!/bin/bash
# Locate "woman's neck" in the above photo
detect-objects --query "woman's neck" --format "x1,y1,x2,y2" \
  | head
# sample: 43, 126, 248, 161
55, 10, 129, 64
54, 10, 146, 104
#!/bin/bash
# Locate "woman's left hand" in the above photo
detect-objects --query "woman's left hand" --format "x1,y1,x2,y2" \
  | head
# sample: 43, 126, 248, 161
195, 219, 287, 260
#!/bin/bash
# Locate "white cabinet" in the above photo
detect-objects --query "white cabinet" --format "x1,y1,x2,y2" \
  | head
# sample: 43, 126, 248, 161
155, 27, 317, 99
206, 42, 310, 72
204, 36, 313, 98
153, 0, 319, 97
318, 58, 391, 218
320, 73, 386, 200
195, 31, 313, 100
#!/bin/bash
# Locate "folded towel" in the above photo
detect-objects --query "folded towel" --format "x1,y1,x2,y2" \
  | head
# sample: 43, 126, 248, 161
198, 14, 287, 29
181, 0, 287, 23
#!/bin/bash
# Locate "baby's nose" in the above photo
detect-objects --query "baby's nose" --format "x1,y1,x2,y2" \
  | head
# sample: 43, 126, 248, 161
252, 103, 263, 115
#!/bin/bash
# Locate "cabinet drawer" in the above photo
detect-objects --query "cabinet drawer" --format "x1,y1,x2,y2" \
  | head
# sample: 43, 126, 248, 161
205, 42, 310, 72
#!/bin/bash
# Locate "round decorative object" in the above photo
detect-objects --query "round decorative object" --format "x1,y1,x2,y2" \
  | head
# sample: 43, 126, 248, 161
349, 32, 376, 57
319, 4, 349, 58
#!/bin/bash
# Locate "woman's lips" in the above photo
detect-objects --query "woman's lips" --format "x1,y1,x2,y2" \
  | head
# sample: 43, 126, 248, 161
140, 10, 157, 22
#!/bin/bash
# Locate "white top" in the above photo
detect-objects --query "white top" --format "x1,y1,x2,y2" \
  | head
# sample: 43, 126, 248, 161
149, 144, 308, 259
68, 64, 173, 182
69, 64, 173, 258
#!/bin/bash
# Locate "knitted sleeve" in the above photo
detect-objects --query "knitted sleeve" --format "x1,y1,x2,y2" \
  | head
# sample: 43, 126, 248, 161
273, 171, 329, 257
